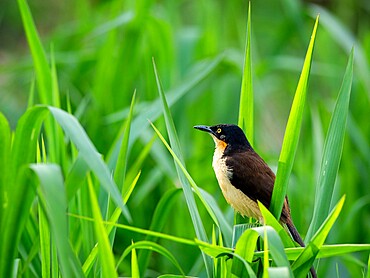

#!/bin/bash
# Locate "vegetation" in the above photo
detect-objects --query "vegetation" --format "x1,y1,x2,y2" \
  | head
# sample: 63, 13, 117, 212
0, 0, 369, 277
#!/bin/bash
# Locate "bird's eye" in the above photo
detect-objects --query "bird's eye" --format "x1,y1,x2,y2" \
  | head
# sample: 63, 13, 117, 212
216, 128, 222, 133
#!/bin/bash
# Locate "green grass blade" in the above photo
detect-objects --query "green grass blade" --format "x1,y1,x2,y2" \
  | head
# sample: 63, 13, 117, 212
238, 2, 254, 146
102, 91, 136, 243
117, 241, 185, 275
292, 196, 345, 276
232, 225, 291, 277
114, 90, 136, 191
17, 0, 52, 104
316, 244, 370, 259
195, 239, 256, 278
18, 220, 42, 277
18, 0, 63, 166
48, 106, 132, 222
306, 48, 354, 240
50, 45, 61, 108
48, 47, 65, 164
27, 78, 35, 108
198, 188, 233, 244
82, 247, 98, 276
0, 112, 11, 227
70, 214, 198, 247
0, 168, 38, 278
0, 106, 48, 278
10, 107, 49, 174
310, 196, 346, 246
255, 244, 370, 261
87, 174, 118, 278
30, 164, 84, 277
194, 239, 232, 258
263, 227, 269, 278
108, 171, 141, 228
124, 135, 155, 195
256, 226, 292, 269
232, 228, 259, 271
38, 202, 51, 278
82, 172, 141, 276
152, 59, 212, 275
258, 201, 295, 248
270, 16, 319, 219
131, 246, 140, 278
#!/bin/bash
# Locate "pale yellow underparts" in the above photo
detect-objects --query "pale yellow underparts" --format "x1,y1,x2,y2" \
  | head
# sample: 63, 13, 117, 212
211, 135, 263, 221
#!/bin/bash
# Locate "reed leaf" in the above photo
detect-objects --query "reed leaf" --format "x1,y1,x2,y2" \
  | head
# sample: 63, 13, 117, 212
238, 2, 254, 146
270, 16, 319, 219
306, 48, 354, 240
17, 0, 52, 104
131, 246, 140, 278
82, 172, 141, 276
254, 244, 370, 260
48, 106, 132, 222
258, 201, 296, 248
17, 0, 61, 165
31, 164, 84, 277
87, 174, 118, 278
0, 112, 10, 226
114, 90, 136, 191
0, 106, 48, 278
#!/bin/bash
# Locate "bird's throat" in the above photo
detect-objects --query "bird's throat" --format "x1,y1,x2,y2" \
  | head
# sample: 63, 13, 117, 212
212, 136, 227, 151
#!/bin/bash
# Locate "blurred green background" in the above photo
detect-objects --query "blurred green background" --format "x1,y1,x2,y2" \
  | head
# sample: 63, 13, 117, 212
1, 0, 369, 276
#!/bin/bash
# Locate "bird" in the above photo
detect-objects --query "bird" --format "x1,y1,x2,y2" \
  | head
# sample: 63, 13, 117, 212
194, 123, 316, 278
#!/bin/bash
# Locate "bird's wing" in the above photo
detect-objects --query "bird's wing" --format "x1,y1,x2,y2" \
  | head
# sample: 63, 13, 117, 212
226, 150, 291, 222
225, 151, 276, 210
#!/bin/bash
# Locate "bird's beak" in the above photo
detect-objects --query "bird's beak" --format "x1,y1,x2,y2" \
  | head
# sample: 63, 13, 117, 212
194, 125, 215, 136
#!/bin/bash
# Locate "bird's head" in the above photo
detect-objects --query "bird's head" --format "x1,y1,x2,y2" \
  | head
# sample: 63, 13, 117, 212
194, 124, 252, 152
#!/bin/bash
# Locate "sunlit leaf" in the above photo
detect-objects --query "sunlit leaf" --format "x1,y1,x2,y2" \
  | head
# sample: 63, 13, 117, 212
87, 174, 117, 278
258, 201, 296, 248
48, 106, 132, 222
238, 2, 254, 146
271, 16, 319, 219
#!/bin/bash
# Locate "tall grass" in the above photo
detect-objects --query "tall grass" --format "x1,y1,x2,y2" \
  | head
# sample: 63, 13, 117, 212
0, 0, 369, 277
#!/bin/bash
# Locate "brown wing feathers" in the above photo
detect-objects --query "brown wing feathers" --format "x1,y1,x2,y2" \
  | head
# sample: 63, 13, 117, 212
225, 150, 291, 222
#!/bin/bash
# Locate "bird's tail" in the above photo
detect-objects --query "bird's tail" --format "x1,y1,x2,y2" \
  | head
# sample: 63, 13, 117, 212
286, 220, 317, 278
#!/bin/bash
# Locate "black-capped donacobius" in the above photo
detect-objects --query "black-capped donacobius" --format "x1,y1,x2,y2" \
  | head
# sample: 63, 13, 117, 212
194, 124, 316, 278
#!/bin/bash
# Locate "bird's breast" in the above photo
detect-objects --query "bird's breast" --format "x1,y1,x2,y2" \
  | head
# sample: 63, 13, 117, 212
212, 146, 262, 220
